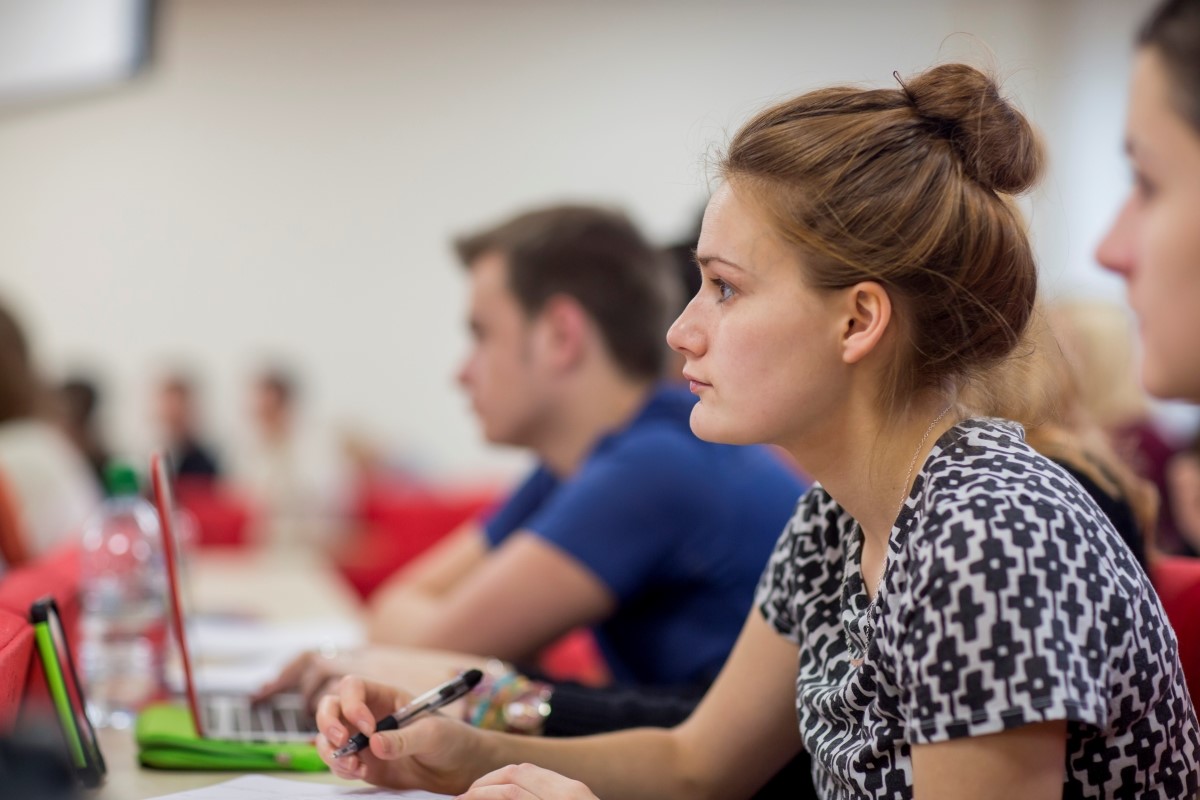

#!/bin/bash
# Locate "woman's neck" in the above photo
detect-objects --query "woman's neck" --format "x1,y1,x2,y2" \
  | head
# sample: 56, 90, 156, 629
786, 392, 958, 553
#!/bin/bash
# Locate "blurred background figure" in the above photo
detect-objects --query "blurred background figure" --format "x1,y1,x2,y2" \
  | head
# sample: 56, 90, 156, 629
234, 366, 347, 549
966, 307, 1158, 573
155, 372, 221, 482
0, 300, 99, 563
55, 375, 110, 490
1049, 301, 1191, 554
1169, 434, 1200, 556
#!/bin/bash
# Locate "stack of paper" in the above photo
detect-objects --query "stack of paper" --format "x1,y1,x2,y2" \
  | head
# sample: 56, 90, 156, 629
148, 774, 453, 799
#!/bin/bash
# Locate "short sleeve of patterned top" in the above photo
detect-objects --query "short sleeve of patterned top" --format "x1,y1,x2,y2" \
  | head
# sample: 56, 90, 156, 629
756, 418, 1199, 800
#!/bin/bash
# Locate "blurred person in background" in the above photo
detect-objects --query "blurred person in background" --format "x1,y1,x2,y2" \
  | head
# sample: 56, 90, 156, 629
1096, 0, 1200, 545
0, 300, 99, 560
268, 204, 804, 702
1169, 434, 1200, 554
55, 375, 110, 489
233, 366, 348, 549
260, 204, 812, 797
156, 372, 221, 481
1096, 0, 1200, 713
965, 308, 1158, 572
1049, 300, 1191, 554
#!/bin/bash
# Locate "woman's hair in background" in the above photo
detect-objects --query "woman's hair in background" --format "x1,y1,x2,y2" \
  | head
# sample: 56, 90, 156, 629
1140, 0, 1200, 133
721, 63, 1043, 413
962, 308, 1159, 546
0, 301, 42, 424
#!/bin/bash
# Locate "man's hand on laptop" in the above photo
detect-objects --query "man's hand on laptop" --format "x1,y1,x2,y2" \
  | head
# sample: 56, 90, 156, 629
254, 645, 495, 715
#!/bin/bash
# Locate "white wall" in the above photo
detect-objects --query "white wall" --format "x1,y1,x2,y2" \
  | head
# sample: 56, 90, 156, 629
0, 0, 1173, 479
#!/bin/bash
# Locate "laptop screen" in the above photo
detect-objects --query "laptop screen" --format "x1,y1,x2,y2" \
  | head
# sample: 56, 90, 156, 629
150, 451, 207, 736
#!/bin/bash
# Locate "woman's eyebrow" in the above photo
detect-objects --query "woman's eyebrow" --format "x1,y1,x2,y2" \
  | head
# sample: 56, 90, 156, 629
695, 253, 747, 274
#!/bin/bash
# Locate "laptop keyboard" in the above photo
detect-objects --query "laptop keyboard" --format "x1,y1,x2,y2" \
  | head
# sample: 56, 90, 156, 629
200, 693, 318, 742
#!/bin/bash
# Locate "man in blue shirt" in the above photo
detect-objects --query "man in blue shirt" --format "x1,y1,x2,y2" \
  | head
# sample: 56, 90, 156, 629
264, 205, 803, 694
361, 204, 804, 686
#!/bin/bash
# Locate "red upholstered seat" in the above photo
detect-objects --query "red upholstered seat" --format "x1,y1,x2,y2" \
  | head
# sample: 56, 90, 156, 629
537, 627, 610, 687
0, 543, 81, 627
0, 543, 83, 714
1151, 555, 1200, 706
0, 608, 33, 732
335, 481, 498, 600
174, 479, 255, 548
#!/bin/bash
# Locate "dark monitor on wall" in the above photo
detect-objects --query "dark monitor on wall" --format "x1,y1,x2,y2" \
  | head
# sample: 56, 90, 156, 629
0, 0, 157, 111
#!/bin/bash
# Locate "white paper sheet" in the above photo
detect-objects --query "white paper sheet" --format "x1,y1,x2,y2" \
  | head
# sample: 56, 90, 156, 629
147, 774, 452, 799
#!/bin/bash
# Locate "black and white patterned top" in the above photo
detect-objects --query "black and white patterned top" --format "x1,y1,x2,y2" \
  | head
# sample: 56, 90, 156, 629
756, 418, 1199, 799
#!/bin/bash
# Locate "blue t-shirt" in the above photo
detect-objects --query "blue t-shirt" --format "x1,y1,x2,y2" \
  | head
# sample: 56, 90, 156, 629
485, 383, 806, 686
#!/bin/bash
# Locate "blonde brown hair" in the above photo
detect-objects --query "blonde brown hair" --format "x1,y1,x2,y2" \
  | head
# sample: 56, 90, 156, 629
965, 310, 1159, 551
721, 63, 1043, 412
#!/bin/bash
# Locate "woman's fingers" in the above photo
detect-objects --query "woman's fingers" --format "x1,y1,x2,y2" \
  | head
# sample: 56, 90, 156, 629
463, 764, 600, 800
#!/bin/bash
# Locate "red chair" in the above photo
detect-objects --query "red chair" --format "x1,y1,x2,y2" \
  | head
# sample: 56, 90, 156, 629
537, 628, 610, 687
174, 479, 255, 548
0, 543, 81, 627
1151, 555, 1200, 705
335, 480, 499, 600
0, 607, 33, 731
0, 543, 83, 709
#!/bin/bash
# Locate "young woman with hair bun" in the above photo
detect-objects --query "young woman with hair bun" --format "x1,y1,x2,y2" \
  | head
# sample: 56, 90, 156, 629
315, 61, 1199, 800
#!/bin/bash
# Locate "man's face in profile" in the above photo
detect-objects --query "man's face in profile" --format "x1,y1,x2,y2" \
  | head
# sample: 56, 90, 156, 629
457, 252, 552, 447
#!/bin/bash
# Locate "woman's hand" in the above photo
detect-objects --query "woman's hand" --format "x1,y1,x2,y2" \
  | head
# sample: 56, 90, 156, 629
314, 675, 489, 794
459, 764, 601, 800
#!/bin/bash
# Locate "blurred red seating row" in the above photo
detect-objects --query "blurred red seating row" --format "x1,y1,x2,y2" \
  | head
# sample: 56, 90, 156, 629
0, 544, 81, 731
1152, 555, 1200, 706
334, 478, 499, 601
174, 478, 256, 548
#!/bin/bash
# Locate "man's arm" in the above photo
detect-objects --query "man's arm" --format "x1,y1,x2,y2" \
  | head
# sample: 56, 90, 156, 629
366, 524, 615, 663
365, 520, 490, 639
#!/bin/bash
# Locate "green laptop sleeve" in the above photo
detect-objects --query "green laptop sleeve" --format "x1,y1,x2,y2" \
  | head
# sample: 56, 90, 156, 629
135, 703, 328, 771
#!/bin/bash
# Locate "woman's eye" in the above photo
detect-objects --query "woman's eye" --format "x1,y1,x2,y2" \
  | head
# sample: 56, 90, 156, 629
710, 277, 735, 302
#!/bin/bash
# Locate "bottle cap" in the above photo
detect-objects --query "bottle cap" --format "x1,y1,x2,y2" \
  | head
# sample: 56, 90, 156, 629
103, 462, 141, 497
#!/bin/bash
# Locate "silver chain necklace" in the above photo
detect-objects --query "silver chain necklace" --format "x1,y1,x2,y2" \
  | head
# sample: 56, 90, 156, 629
845, 405, 953, 668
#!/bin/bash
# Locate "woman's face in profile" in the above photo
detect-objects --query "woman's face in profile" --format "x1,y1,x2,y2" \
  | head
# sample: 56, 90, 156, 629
1097, 48, 1200, 401
666, 184, 848, 450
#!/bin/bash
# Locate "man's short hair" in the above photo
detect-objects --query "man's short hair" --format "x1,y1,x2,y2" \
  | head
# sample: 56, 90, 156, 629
455, 205, 669, 381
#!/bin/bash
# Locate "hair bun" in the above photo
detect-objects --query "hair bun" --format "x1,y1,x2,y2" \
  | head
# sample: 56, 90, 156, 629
903, 63, 1043, 194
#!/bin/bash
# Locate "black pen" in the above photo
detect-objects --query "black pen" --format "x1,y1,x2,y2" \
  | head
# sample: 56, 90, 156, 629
332, 668, 483, 758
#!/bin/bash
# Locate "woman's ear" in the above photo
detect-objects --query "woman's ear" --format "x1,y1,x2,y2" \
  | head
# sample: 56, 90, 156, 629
840, 282, 893, 365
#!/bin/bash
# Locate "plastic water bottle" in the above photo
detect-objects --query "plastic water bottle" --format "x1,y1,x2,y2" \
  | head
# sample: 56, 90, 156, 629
79, 463, 168, 729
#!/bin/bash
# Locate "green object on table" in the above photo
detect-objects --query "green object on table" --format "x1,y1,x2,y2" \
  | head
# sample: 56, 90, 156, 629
135, 703, 328, 772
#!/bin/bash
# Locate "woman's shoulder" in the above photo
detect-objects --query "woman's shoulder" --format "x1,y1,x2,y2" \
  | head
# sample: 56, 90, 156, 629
773, 483, 849, 554
920, 417, 1114, 527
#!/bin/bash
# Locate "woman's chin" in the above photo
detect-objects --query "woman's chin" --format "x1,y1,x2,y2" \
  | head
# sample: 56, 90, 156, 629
688, 407, 759, 446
